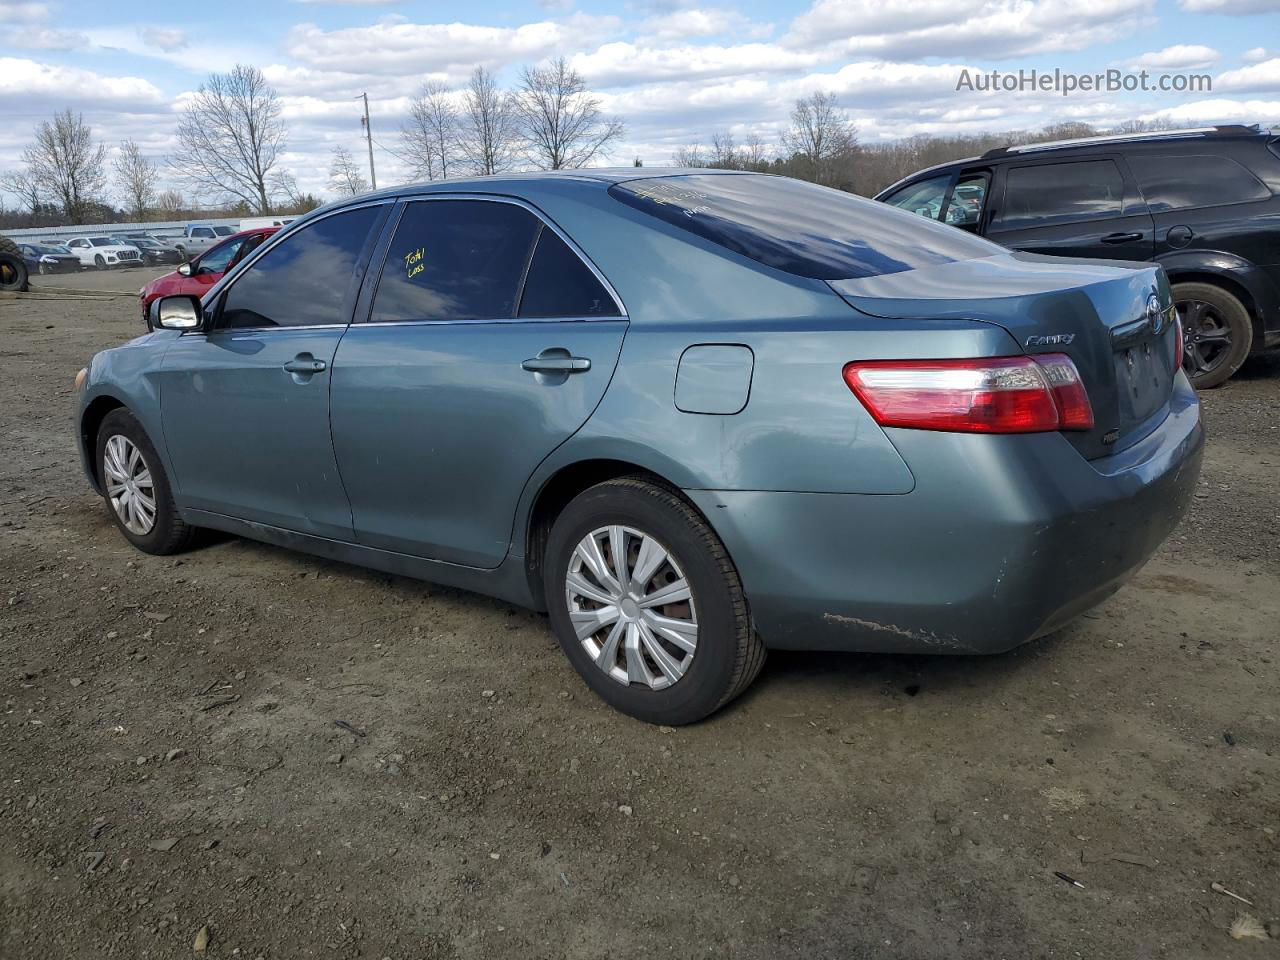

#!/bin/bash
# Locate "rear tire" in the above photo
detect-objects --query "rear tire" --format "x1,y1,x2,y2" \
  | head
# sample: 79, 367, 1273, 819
543, 477, 765, 725
1173, 281, 1252, 389
95, 408, 197, 556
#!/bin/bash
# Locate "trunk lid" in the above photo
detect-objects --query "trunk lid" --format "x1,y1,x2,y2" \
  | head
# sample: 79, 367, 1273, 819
829, 251, 1179, 459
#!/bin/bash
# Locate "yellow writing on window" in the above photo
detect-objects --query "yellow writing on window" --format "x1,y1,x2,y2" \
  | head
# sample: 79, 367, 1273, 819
404, 247, 425, 279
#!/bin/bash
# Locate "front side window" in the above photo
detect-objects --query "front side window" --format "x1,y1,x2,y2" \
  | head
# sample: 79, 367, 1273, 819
993, 160, 1125, 229
371, 200, 541, 323
944, 173, 989, 228
1128, 154, 1271, 211
196, 237, 247, 275
611, 174, 1001, 280
519, 229, 619, 318
218, 205, 383, 330
882, 175, 951, 221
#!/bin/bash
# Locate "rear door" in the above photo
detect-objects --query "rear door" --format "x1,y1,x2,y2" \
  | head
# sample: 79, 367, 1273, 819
985, 157, 1155, 262
330, 196, 628, 568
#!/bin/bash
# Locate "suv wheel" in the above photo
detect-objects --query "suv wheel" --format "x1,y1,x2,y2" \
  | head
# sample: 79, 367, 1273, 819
93, 254, 106, 270
96, 408, 197, 555
1173, 281, 1252, 389
543, 477, 765, 725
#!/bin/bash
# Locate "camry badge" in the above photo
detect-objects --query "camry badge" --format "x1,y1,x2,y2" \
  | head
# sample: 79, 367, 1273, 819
1026, 333, 1075, 347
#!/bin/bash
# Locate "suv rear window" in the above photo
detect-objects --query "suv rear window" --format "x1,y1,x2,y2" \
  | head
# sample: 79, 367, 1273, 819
1128, 154, 1271, 211
609, 174, 1000, 281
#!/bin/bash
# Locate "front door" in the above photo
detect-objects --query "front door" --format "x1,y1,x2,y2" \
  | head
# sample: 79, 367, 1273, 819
158, 204, 387, 538
330, 197, 628, 568
985, 157, 1155, 262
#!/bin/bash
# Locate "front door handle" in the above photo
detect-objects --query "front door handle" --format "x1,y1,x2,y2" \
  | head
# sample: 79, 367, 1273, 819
283, 355, 326, 374
1101, 231, 1143, 244
522, 355, 591, 374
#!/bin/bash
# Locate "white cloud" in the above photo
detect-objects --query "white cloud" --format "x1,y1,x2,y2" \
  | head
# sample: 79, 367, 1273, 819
570, 41, 824, 87
138, 26, 189, 51
1130, 44, 1219, 69
639, 8, 753, 42
1141, 96, 1280, 123
1241, 46, 1272, 61
786, 0, 1155, 60
4, 25, 86, 49
285, 14, 620, 76
0, 57, 166, 108
1216, 56, 1280, 91
0, 1, 50, 21
1177, 0, 1280, 13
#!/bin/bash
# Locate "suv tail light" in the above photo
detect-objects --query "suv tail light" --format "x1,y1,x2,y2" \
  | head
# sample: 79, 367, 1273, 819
842, 354, 1093, 434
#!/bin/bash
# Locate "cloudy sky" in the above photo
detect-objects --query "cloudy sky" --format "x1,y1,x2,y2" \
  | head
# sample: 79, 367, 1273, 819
2, 0, 1279, 207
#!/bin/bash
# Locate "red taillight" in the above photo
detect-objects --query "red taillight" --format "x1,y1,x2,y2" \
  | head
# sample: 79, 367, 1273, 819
843, 354, 1094, 434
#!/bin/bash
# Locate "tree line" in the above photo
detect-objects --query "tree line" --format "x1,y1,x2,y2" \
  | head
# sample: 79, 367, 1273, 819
0, 56, 1175, 231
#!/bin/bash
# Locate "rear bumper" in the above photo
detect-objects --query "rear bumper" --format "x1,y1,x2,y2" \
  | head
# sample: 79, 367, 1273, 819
687, 373, 1203, 654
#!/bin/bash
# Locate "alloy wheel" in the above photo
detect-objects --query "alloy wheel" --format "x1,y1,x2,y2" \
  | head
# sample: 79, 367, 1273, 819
565, 524, 698, 690
1177, 297, 1233, 380
103, 435, 157, 535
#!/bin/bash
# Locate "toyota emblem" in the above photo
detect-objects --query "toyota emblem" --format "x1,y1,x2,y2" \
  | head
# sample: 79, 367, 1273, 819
1146, 293, 1164, 334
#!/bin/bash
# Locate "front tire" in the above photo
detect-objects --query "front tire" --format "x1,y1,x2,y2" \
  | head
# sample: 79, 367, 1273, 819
543, 477, 765, 725
94, 254, 105, 270
1174, 281, 1252, 389
95, 409, 196, 555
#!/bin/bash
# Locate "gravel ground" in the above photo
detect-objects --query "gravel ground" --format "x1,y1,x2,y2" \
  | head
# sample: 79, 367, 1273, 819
2, 267, 1278, 959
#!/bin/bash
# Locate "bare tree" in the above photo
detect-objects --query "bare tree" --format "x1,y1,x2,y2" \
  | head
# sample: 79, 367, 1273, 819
328, 146, 368, 197
514, 57, 623, 169
782, 92, 857, 188
113, 140, 159, 220
400, 81, 458, 181
0, 169, 42, 222
22, 110, 107, 222
171, 64, 287, 214
457, 67, 518, 176
156, 189, 186, 218
671, 143, 705, 167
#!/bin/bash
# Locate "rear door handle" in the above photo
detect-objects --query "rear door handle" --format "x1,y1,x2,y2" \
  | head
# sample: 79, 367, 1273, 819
283, 356, 326, 374
1101, 231, 1143, 244
522, 355, 591, 373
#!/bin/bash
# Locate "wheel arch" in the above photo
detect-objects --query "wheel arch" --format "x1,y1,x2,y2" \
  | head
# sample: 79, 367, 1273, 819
1162, 261, 1266, 353
79, 394, 127, 493
523, 457, 720, 610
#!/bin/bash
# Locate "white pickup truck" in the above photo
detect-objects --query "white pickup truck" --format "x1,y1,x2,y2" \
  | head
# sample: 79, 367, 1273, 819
171, 224, 237, 259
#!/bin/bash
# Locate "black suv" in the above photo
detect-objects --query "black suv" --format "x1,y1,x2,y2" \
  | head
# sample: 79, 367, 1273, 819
875, 125, 1280, 388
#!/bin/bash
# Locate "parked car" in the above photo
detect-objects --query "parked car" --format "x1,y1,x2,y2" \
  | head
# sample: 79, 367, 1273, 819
111, 234, 183, 266
63, 236, 143, 270
875, 124, 1280, 388
173, 224, 237, 259
137, 227, 278, 320
19, 241, 82, 274
75, 171, 1203, 724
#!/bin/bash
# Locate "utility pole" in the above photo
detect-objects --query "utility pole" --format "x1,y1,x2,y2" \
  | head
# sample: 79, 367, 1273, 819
359, 92, 377, 190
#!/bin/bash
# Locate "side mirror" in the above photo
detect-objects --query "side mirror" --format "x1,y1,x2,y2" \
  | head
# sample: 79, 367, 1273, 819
177, 262, 193, 277
151, 295, 202, 331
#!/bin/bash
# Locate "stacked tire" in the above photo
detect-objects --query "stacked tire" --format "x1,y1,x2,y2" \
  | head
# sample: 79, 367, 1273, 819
0, 235, 30, 292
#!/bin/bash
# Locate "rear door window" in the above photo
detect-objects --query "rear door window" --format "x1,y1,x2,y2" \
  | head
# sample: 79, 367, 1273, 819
611, 174, 1000, 280
518, 229, 620, 318
993, 160, 1125, 228
943, 172, 989, 229
1128, 154, 1271, 211
370, 200, 541, 323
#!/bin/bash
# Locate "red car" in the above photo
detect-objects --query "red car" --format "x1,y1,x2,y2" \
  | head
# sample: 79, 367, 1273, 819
139, 227, 278, 320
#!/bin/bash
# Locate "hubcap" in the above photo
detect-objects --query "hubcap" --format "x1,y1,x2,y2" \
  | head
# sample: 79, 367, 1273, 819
103, 435, 156, 535
565, 525, 698, 691
1176, 298, 1232, 379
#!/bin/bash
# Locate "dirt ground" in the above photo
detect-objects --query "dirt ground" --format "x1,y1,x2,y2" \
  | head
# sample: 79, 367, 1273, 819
2, 266, 1277, 959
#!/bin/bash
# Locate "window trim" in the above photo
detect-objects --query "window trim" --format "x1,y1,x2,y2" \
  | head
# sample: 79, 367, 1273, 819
988, 155, 1140, 232
192, 199, 392, 335
356, 193, 627, 327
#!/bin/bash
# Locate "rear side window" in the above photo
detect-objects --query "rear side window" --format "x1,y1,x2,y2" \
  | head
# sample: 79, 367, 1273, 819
218, 205, 383, 330
371, 200, 540, 323
993, 160, 1125, 229
1128, 154, 1271, 211
519, 229, 619, 318
610, 174, 1000, 281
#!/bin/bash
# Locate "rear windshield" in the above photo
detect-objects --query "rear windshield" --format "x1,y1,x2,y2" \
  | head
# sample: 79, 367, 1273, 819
609, 174, 1000, 280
